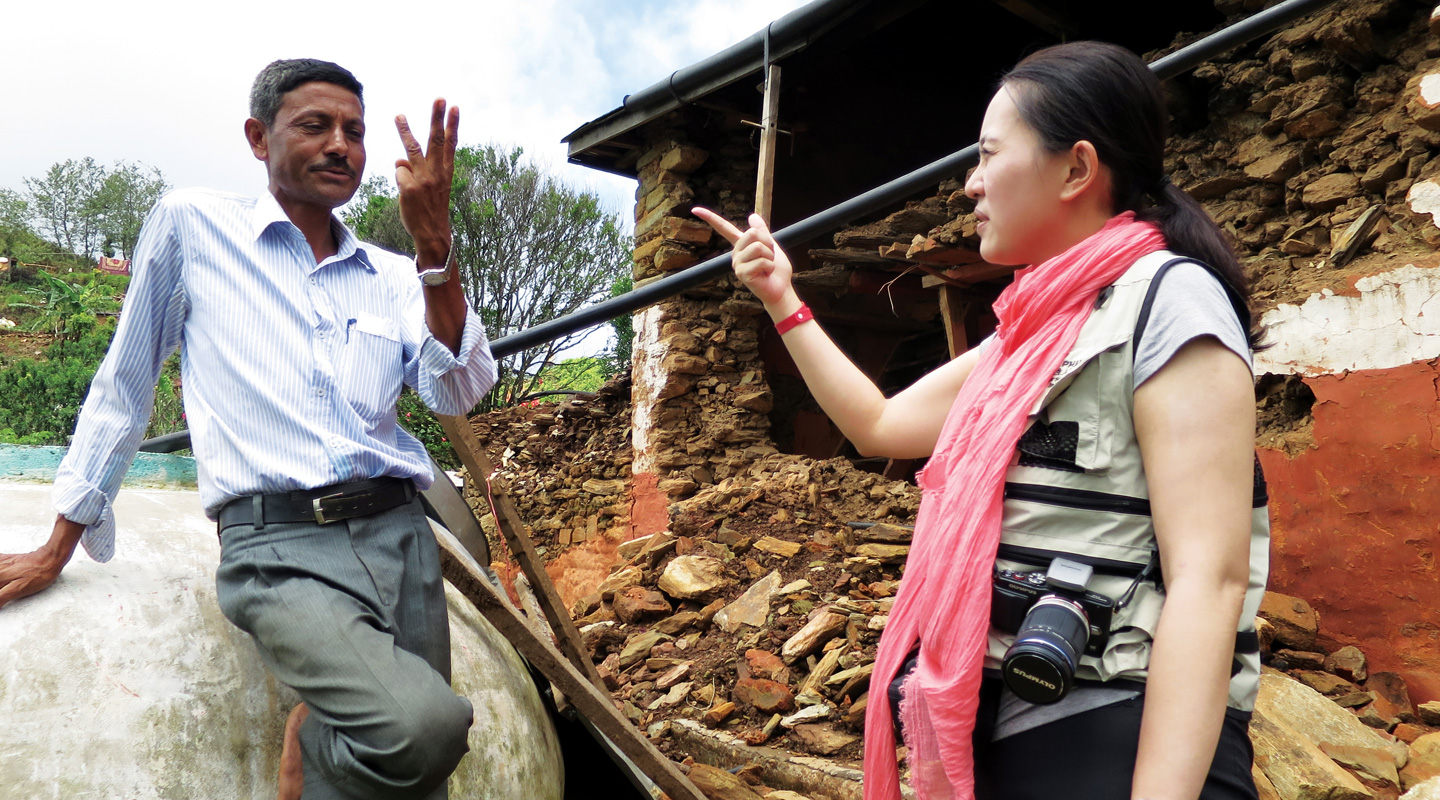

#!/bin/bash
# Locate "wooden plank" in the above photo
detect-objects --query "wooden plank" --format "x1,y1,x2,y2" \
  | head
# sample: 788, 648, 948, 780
939, 283, 969, 359
436, 414, 607, 691
754, 64, 782, 223
435, 532, 705, 800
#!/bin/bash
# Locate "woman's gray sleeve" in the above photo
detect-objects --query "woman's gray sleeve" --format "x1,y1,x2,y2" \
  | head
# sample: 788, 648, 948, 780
1133, 262, 1252, 388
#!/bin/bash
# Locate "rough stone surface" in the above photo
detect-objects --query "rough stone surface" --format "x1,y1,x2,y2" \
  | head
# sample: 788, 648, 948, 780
1328, 646, 1370, 684
790, 724, 858, 756
1405, 734, 1440, 792
687, 762, 764, 800
1419, 703, 1440, 727
613, 587, 673, 624
1372, 673, 1418, 725
734, 678, 797, 714
1260, 592, 1321, 651
657, 555, 732, 600
1255, 671, 1399, 753
1302, 173, 1363, 210
745, 649, 792, 684
714, 571, 783, 633
781, 612, 850, 664
1250, 707, 1372, 800
1319, 743, 1400, 791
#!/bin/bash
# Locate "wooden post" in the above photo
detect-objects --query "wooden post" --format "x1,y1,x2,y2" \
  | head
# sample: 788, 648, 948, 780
436, 414, 607, 691
754, 64, 782, 224
435, 530, 706, 800
939, 283, 970, 359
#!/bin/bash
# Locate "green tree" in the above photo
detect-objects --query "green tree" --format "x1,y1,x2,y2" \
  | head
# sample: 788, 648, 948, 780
92, 161, 170, 259
347, 145, 630, 412
23, 158, 169, 262
606, 273, 634, 376
25, 158, 107, 261
343, 175, 413, 256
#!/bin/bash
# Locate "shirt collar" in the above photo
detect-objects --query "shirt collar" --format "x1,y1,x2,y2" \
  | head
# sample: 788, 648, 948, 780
251, 191, 375, 273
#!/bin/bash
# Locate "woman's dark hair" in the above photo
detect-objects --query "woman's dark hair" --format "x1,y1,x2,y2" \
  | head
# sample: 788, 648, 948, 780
1002, 41, 1261, 346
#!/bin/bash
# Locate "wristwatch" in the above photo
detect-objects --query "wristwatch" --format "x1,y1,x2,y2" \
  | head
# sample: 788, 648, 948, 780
417, 266, 450, 286
417, 247, 455, 286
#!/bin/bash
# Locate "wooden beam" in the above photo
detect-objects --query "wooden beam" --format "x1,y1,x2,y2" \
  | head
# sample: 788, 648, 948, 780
754, 64, 782, 224
436, 414, 607, 691
939, 284, 969, 359
435, 531, 705, 800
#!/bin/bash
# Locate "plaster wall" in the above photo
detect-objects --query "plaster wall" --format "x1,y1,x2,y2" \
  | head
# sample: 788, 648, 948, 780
1256, 262, 1440, 702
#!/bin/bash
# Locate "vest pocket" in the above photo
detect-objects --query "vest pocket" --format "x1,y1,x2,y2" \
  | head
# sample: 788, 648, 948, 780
1025, 347, 1126, 473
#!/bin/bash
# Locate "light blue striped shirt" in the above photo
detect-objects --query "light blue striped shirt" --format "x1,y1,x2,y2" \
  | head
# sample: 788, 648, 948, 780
53, 188, 496, 562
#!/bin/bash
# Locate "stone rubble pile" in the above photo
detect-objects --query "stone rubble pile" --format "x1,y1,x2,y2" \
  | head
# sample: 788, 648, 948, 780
1255, 590, 1440, 799
570, 458, 920, 765
463, 376, 634, 555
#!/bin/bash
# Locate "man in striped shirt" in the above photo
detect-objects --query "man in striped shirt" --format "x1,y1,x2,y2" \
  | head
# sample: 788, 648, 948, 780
0, 59, 497, 799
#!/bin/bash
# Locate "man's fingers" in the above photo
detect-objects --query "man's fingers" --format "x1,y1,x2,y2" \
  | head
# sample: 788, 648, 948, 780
395, 114, 425, 159
692, 207, 744, 244
444, 106, 460, 174
428, 98, 447, 159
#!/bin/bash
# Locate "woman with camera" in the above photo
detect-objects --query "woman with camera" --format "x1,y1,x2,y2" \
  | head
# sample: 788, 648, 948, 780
693, 41, 1266, 800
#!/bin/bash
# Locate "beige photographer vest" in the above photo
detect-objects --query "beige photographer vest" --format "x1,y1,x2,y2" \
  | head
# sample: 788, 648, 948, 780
983, 250, 1270, 712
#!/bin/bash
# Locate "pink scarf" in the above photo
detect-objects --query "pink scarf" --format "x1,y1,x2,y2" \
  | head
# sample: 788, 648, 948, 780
862, 214, 1166, 800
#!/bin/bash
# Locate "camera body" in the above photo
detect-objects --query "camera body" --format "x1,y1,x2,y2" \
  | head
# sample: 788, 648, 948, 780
991, 557, 1117, 704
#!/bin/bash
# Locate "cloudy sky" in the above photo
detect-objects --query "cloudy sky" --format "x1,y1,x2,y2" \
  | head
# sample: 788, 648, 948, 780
3, 0, 811, 227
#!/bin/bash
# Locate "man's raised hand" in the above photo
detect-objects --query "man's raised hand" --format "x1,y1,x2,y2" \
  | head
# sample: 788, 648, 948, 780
691, 208, 798, 312
394, 99, 459, 268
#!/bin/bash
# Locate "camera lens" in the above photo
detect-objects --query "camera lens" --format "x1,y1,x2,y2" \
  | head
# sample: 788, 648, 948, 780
1001, 596, 1089, 704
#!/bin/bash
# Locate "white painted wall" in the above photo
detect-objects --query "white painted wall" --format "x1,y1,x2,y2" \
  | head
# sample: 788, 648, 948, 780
0, 481, 563, 799
1253, 263, 1440, 377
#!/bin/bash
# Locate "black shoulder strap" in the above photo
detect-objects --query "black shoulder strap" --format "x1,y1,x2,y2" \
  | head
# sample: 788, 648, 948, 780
1132, 257, 1252, 359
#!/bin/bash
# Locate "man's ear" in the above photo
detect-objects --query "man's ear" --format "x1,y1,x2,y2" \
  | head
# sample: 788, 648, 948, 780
1059, 139, 1105, 203
244, 118, 269, 162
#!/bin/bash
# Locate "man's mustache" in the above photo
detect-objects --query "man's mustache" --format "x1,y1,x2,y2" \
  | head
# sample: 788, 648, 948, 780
310, 159, 355, 176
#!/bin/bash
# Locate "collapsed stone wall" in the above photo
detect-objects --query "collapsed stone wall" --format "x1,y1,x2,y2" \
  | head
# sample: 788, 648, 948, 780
1166, 0, 1440, 301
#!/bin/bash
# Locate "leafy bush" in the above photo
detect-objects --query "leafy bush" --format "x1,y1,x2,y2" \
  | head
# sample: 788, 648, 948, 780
397, 389, 458, 471
0, 318, 115, 445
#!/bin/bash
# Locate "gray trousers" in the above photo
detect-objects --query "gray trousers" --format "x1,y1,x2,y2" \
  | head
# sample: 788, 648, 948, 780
215, 497, 472, 799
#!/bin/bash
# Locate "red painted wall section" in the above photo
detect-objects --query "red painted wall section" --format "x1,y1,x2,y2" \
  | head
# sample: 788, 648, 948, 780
1259, 359, 1440, 703
630, 471, 670, 540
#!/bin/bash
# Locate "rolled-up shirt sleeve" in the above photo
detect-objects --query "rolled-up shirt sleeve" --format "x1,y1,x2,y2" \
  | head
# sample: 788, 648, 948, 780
399, 266, 497, 415
53, 198, 187, 562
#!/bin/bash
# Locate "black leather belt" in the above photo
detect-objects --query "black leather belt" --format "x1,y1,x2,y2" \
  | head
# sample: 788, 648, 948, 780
217, 477, 416, 529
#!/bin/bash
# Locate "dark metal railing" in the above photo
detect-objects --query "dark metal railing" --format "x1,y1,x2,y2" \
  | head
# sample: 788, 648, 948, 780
139, 0, 1338, 454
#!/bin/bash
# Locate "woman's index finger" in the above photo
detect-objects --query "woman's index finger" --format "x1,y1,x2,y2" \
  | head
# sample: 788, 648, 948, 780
692, 207, 745, 244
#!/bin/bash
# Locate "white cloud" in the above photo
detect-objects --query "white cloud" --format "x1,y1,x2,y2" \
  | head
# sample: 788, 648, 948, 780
2, 0, 807, 225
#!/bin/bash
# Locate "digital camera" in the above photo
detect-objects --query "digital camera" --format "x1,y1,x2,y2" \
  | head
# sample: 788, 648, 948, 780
991, 557, 1117, 705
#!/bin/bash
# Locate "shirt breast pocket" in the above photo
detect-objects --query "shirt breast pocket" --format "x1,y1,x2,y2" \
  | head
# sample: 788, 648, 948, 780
340, 313, 404, 424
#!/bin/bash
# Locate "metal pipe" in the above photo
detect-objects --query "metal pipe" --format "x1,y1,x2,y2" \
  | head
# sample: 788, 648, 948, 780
138, 0, 1340, 454
493, 0, 1340, 360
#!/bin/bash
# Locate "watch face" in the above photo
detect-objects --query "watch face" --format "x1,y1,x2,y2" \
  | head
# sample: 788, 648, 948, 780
419, 268, 449, 286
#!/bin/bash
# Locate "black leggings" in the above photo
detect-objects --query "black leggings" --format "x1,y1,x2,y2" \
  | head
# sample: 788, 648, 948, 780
892, 669, 1258, 800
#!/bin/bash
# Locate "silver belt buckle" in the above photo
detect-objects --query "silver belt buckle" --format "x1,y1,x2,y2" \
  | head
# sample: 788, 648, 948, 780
312, 493, 345, 524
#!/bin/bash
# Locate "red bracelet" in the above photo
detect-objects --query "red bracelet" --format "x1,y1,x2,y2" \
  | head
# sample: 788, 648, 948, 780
773, 304, 815, 335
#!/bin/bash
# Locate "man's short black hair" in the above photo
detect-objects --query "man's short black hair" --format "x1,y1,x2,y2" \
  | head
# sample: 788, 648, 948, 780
249, 59, 364, 128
